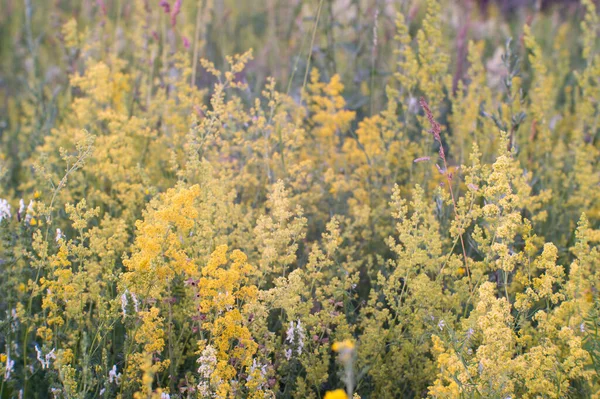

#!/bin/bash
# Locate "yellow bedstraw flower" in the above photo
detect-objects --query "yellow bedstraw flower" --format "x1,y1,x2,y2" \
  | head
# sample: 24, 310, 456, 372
324, 389, 348, 399
332, 340, 355, 353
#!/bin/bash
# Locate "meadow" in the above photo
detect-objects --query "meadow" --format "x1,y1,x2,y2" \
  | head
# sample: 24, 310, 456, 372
0, 0, 599, 398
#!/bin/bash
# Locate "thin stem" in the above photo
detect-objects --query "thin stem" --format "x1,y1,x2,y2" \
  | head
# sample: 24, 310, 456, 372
301, 0, 324, 95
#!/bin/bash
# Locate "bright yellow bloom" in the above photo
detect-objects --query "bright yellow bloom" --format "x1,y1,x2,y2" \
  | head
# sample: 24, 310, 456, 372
332, 340, 355, 352
324, 389, 348, 399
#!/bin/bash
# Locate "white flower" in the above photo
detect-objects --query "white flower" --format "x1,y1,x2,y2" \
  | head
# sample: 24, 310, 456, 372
18, 199, 25, 216
296, 320, 305, 355
4, 351, 14, 379
197, 345, 217, 396
108, 364, 122, 384
121, 290, 139, 315
160, 393, 170, 399
438, 319, 445, 331
284, 320, 306, 358
0, 199, 11, 222
285, 321, 295, 344
56, 228, 64, 242
247, 358, 269, 389
131, 292, 139, 313
121, 291, 128, 316
25, 200, 34, 224
580, 323, 586, 333
35, 345, 56, 369
408, 96, 420, 114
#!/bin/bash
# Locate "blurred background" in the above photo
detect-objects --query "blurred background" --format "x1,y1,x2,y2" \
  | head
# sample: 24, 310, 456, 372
0, 0, 596, 139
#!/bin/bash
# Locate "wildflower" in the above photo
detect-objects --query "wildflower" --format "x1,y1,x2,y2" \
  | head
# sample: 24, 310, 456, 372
23, 200, 34, 225
324, 389, 348, 399
4, 352, 14, 379
160, 393, 170, 399
296, 320, 305, 355
131, 292, 139, 313
0, 198, 11, 222
285, 348, 293, 360
170, 0, 181, 27
120, 291, 128, 315
407, 96, 419, 114
35, 345, 56, 369
56, 228, 64, 242
284, 320, 306, 358
332, 340, 355, 352
159, 0, 170, 13
108, 364, 121, 384
438, 319, 445, 331
247, 358, 268, 389
414, 156, 431, 163
197, 345, 217, 396
286, 321, 295, 344
18, 199, 25, 220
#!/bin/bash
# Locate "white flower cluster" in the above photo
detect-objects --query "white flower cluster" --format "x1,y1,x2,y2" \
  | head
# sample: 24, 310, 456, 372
56, 228, 65, 242
18, 199, 34, 224
120, 289, 139, 316
4, 350, 15, 380
284, 320, 305, 360
0, 198, 11, 222
246, 358, 268, 389
35, 345, 56, 369
108, 364, 122, 385
197, 345, 218, 397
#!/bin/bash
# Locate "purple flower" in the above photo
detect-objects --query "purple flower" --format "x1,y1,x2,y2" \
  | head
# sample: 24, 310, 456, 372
171, 0, 182, 27
159, 0, 171, 13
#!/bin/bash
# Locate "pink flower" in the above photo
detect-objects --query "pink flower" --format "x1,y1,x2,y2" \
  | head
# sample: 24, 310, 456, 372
159, 0, 170, 13
97, 0, 107, 16
413, 156, 431, 163
171, 0, 182, 27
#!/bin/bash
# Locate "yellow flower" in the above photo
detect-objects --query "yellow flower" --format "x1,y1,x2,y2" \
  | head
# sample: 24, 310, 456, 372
324, 389, 348, 399
37, 326, 54, 342
332, 339, 355, 352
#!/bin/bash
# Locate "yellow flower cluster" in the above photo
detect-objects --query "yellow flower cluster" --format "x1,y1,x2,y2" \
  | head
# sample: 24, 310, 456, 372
0, 0, 599, 398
